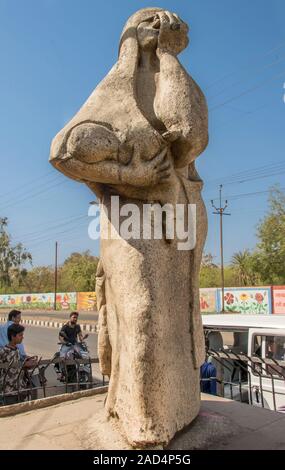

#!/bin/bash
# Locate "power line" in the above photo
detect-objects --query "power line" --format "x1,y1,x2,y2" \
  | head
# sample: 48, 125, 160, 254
13, 215, 87, 244
208, 54, 285, 102
209, 187, 285, 203
209, 68, 285, 112
11, 212, 86, 239
205, 160, 285, 188
0, 170, 55, 202
24, 221, 89, 250
0, 174, 62, 208
205, 37, 285, 91
0, 177, 67, 212
212, 102, 272, 132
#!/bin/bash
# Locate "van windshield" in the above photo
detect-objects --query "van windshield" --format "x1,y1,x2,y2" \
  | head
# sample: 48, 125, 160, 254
205, 329, 248, 354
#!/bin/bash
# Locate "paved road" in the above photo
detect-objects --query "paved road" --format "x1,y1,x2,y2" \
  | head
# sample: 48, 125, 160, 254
24, 325, 98, 358
0, 310, 98, 323
23, 326, 102, 395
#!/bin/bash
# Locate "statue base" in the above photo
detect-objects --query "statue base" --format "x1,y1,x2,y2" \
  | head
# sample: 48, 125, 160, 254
1, 392, 285, 450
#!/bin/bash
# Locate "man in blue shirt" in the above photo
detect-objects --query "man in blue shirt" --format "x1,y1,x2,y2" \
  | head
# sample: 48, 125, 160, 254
200, 357, 217, 395
0, 309, 26, 360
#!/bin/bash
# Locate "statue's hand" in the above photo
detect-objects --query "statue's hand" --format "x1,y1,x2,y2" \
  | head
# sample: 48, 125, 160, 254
121, 147, 171, 187
156, 11, 189, 56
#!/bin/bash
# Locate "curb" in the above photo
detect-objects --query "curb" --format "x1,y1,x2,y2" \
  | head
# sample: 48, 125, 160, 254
0, 385, 108, 418
0, 316, 98, 333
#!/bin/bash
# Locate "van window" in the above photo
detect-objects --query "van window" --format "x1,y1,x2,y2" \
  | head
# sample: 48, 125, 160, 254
265, 336, 285, 361
252, 334, 285, 378
220, 331, 247, 354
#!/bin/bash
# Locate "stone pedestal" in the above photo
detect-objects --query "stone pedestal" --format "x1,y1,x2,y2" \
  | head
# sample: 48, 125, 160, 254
1, 392, 285, 450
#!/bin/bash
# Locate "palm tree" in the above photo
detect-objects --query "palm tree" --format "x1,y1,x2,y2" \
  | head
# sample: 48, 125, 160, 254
231, 249, 255, 286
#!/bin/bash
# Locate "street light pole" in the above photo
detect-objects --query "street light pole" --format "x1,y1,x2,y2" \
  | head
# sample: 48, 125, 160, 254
54, 241, 58, 311
211, 185, 231, 313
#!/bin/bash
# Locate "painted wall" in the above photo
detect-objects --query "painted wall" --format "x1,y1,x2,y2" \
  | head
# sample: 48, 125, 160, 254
1, 287, 284, 314
272, 286, 285, 314
0, 292, 76, 310
77, 292, 97, 311
217, 287, 272, 314
200, 288, 217, 313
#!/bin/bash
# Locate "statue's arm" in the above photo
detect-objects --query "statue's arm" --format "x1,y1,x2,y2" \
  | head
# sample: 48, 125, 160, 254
50, 120, 173, 187
155, 52, 208, 168
50, 122, 128, 185
53, 157, 125, 185
51, 140, 171, 188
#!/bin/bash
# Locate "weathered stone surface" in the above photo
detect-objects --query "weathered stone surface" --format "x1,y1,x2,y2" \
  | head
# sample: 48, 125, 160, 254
50, 7, 208, 447
2, 394, 285, 450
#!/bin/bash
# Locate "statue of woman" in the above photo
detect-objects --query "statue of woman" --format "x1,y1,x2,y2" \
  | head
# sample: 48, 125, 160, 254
50, 7, 208, 447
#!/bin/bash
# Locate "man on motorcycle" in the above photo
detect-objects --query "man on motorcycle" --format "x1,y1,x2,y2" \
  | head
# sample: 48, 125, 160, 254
57, 312, 90, 384
59, 311, 84, 348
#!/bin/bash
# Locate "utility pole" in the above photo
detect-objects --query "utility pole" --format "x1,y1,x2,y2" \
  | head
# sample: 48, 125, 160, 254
211, 185, 231, 313
54, 241, 58, 311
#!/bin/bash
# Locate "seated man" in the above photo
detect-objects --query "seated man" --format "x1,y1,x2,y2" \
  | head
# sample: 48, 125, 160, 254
58, 312, 88, 360
0, 310, 26, 361
0, 324, 35, 405
59, 311, 84, 346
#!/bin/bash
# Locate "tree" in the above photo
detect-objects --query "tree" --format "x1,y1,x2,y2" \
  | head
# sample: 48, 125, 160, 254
22, 266, 54, 293
253, 187, 285, 284
59, 251, 99, 292
200, 252, 220, 287
201, 252, 218, 268
230, 249, 258, 286
0, 218, 32, 291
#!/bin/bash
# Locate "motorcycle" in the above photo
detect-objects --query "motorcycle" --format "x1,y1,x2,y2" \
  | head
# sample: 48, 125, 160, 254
54, 334, 92, 388
0, 357, 47, 405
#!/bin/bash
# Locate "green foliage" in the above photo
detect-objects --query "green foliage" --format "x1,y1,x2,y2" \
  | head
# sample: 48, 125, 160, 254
253, 186, 285, 284
200, 265, 240, 288
59, 251, 99, 292
21, 266, 55, 293
0, 218, 32, 291
230, 249, 260, 286
200, 187, 285, 288
1, 186, 285, 294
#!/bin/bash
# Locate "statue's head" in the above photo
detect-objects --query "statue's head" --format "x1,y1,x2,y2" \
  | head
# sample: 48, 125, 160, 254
120, 8, 189, 58
136, 15, 161, 51
137, 10, 189, 54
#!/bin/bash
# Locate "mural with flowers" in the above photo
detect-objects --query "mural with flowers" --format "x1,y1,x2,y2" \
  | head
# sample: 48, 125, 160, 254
220, 288, 271, 314
77, 292, 97, 311
0, 287, 278, 313
200, 288, 217, 313
0, 292, 76, 310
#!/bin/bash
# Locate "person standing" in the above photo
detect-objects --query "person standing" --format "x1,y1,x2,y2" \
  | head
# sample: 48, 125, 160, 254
0, 310, 26, 360
0, 324, 35, 404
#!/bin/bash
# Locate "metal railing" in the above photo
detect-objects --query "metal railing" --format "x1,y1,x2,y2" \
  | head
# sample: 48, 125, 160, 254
201, 349, 285, 412
0, 356, 107, 406
2, 349, 285, 412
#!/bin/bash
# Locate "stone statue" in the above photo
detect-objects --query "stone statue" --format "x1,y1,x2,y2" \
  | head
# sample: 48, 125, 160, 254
50, 7, 208, 448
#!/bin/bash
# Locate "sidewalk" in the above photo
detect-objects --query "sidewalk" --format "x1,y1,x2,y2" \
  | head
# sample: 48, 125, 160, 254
0, 310, 98, 332
1, 393, 285, 449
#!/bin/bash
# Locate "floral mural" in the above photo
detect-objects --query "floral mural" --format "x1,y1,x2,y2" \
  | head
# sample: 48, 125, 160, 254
220, 288, 271, 314
77, 292, 97, 311
0, 287, 278, 314
0, 292, 76, 310
200, 288, 217, 313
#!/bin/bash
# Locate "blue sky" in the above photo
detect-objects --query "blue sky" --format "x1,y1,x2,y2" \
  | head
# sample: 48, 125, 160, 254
0, 0, 284, 267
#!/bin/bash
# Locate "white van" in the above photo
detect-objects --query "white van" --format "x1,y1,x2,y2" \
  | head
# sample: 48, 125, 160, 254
202, 314, 285, 412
